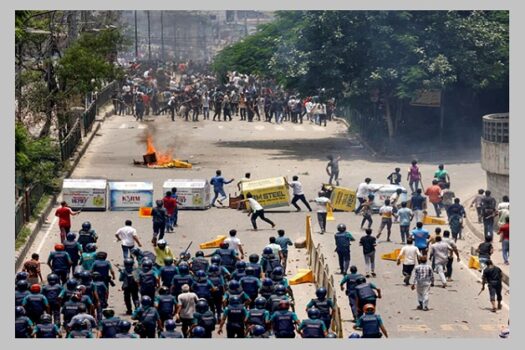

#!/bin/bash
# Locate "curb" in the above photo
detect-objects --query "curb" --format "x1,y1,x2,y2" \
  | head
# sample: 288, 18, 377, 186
333, 116, 378, 157
15, 104, 114, 271
464, 196, 509, 286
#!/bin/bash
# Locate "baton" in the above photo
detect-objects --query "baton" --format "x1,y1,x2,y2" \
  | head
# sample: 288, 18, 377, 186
477, 289, 484, 296
182, 241, 193, 256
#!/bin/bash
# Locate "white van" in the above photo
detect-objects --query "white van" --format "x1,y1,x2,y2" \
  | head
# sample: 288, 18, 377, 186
367, 184, 408, 212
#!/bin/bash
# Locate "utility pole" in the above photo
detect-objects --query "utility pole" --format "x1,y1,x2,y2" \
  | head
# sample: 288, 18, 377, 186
134, 10, 138, 60
147, 10, 151, 61
161, 11, 165, 62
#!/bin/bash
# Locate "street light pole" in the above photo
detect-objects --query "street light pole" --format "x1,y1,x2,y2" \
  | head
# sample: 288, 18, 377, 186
134, 10, 138, 60
147, 10, 151, 61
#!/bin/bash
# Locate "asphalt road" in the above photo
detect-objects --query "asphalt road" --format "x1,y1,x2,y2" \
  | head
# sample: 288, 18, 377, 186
20, 111, 509, 338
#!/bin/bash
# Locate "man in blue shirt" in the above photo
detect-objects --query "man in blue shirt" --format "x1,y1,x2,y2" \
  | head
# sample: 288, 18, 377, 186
210, 170, 234, 207
275, 229, 293, 273
411, 222, 430, 254
410, 189, 427, 224
397, 202, 413, 244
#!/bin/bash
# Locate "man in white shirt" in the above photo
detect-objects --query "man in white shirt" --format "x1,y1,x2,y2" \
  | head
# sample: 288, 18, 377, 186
224, 229, 245, 260
428, 236, 452, 288
242, 192, 275, 231
286, 176, 313, 212
176, 284, 198, 337
397, 237, 421, 285
355, 178, 374, 214
265, 236, 284, 262
115, 220, 143, 259
310, 191, 332, 234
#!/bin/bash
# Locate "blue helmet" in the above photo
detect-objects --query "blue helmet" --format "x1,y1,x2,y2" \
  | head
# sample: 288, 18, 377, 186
275, 284, 286, 296
192, 326, 206, 338
141, 259, 153, 271
228, 280, 241, 291
47, 273, 59, 285
66, 278, 79, 290
208, 264, 219, 273
235, 261, 247, 270
178, 262, 190, 274
253, 325, 266, 336
141, 295, 152, 307
249, 254, 259, 263
196, 299, 209, 313
229, 295, 242, 306
81, 221, 92, 231
307, 307, 321, 319
272, 266, 284, 278
118, 320, 132, 332
245, 267, 255, 276
16, 271, 28, 282
16, 279, 29, 291
349, 332, 361, 338
165, 319, 177, 331
195, 270, 207, 279
15, 306, 25, 317
255, 297, 267, 309
262, 278, 273, 287
124, 258, 135, 267
211, 255, 221, 265
73, 266, 85, 279
262, 247, 273, 255
316, 287, 327, 299
164, 257, 174, 266
86, 243, 97, 252
66, 232, 76, 241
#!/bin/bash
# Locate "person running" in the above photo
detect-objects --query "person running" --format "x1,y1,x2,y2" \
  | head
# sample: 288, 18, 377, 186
476, 236, 494, 272
286, 176, 313, 212
360, 194, 374, 230
237, 172, 251, 192
162, 191, 179, 232
425, 180, 443, 217
397, 237, 421, 285
411, 255, 433, 311
210, 170, 234, 207
376, 199, 395, 242
397, 202, 413, 244
275, 230, 293, 273
151, 200, 168, 245
447, 198, 466, 241
115, 220, 142, 259
498, 217, 510, 265
55, 201, 80, 243
407, 160, 422, 193
326, 155, 341, 186
481, 190, 497, 239
434, 164, 450, 188
410, 189, 427, 224
242, 193, 275, 231
442, 230, 461, 282
428, 236, 451, 288
480, 260, 503, 313
359, 229, 377, 278
411, 222, 430, 255
340, 266, 365, 320
470, 189, 485, 223
355, 178, 373, 214
334, 224, 355, 275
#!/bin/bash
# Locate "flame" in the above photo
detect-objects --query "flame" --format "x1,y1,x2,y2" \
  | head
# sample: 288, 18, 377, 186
146, 135, 174, 166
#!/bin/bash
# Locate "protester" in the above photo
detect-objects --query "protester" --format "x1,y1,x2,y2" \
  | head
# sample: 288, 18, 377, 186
55, 201, 80, 243
115, 220, 142, 259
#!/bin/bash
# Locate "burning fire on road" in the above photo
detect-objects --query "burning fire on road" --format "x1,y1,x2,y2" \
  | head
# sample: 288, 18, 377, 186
135, 133, 192, 169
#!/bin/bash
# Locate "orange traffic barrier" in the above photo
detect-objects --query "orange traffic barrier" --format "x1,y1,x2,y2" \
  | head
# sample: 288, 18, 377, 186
422, 215, 447, 225
139, 207, 152, 218
289, 269, 315, 285
468, 256, 480, 270
381, 248, 401, 261
326, 204, 335, 221
199, 235, 227, 249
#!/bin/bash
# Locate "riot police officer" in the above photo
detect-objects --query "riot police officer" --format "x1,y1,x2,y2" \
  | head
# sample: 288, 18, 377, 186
299, 307, 327, 338
155, 286, 177, 322
77, 221, 98, 251
340, 265, 365, 320
192, 299, 217, 338
207, 264, 226, 321
305, 287, 335, 330
247, 253, 263, 278
270, 300, 300, 338
63, 232, 83, 273
138, 258, 159, 300
334, 223, 355, 275
15, 306, 33, 338
118, 258, 140, 315
22, 284, 50, 323
47, 243, 72, 284
159, 256, 179, 288
131, 295, 162, 338
240, 267, 262, 306
260, 247, 282, 278
354, 304, 388, 338
170, 262, 193, 301
115, 320, 139, 338
218, 295, 248, 338
98, 308, 121, 338
33, 313, 61, 338
42, 273, 62, 326
192, 270, 215, 304
15, 279, 30, 307
190, 251, 210, 275
246, 297, 270, 333
159, 319, 184, 338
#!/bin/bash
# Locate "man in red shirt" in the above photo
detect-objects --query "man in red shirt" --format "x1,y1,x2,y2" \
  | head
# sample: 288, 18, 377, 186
163, 191, 181, 233
498, 217, 509, 265
55, 201, 79, 242
424, 180, 443, 217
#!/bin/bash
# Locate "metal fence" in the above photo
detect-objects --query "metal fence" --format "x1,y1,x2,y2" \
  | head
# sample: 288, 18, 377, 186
305, 215, 344, 338
96, 80, 119, 113
15, 183, 45, 239
59, 118, 82, 162
82, 102, 97, 137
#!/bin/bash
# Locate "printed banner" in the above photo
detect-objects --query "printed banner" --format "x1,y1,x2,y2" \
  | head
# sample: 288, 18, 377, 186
242, 177, 290, 209
110, 190, 153, 210
330, 187, 357, 212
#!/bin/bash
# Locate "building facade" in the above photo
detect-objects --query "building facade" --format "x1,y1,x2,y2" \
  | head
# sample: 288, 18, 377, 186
481, 113, 509, 202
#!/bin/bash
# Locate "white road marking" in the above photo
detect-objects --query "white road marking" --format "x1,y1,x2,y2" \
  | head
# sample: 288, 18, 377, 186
274, 125, 285, 131
118, 123, 127, 129
36, 216, 57, 255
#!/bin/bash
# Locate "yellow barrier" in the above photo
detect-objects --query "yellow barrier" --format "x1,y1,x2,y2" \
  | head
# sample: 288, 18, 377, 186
199, 235, 227, 249
306, 215, 313, 251
422, 215, 447, 225
289, 269, 315, 285
326, 204, 335, 221
381, 248, 401, 261
468, 256, 480, 270
139, 207, 152, 218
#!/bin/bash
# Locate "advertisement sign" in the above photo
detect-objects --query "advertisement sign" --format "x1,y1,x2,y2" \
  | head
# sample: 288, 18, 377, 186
330, 187, 357, 212
163, 179, 210, 210
242, 177, 290, 209
62, 179, 107, 210
410, 89, 442, 107
108, 182, 153, 210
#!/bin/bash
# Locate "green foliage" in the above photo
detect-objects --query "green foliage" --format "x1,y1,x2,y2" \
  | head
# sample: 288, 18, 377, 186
15, 123, 61, 191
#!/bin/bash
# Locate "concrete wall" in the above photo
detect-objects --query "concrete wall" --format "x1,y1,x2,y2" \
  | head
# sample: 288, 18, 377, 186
481, 139, 509, 175
486, 172, 509, 203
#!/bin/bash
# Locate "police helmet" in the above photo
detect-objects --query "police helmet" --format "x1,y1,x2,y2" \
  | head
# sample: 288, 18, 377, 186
124, 258, 135, 267
118, 320, 132, 332
141, 259, 153, 271
249, 254, 259, 263
196, 299, 209, 313
255, 297, 267, 309
349, 332, 361, 338
66, 232, 77, 241
229, 296, 242, 306
71, 319, 83, 330
16, 271, 28, 282
47, 273, 59, 284
180, 251, 191, 261
102, 308, 115, 318
81, 221, 92, 231
157, 239, 167, 248
141, 295, 153, 307
54, 243, 65, 251
165, 319, 177, 331
80, 271, 92, 282
253, 325, 266, 336
15, 306, 25, 317
164, 256, 174, 266
178, 262, 190, 274
337, 223, 346, 232
66, 278, 79, 290
275, 284, 287, 296
356, 276, 367, 285
235, 261, 247, 270
262, 278, 274, 288
211, 255, 221, 265
130, 247, 141, 256
195, 270, 207, 279
307, 307, 321, 319
195, 251, 205, 257
245, 267, 255, 276
316, 287, 327, 299
208, 264, 219, 273
228, 280, 241, 291
159, 286, 169, 295
192, 326, 206, 338
40, 313, 52, 323
272, 266, 284, 278
86, 243, 97, 252
278, 300, 290, 310
16, 279, 29, 291
95, 251, 108, 260
262, 247, 273, 255
73, 266, 85, 279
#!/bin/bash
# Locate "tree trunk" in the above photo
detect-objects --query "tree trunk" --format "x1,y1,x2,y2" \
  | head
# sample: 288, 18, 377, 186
384, 98, 395, 141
